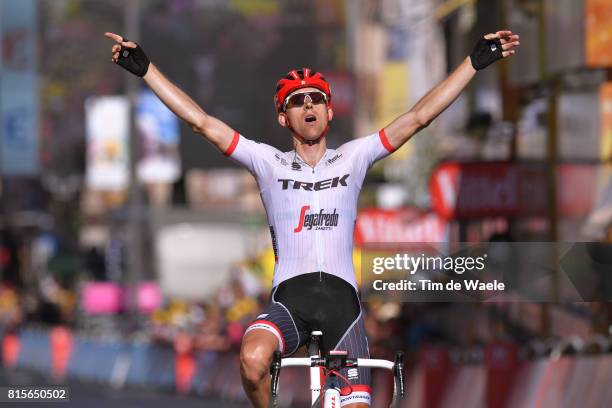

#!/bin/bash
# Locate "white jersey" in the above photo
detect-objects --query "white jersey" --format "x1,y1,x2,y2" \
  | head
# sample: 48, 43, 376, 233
225, 130, 395, 289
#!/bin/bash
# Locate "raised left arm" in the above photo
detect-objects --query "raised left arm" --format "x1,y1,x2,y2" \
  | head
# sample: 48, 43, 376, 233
383, 30, 520, 150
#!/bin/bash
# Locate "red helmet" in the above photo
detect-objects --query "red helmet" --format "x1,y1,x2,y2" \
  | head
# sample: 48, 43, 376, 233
274, 68, 332, 113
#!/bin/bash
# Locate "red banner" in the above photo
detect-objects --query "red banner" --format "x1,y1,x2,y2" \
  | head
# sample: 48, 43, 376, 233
430, 162, 597, 220
419, 346, 451, 408
485, 342, 519, 408
354, 208, 448, 246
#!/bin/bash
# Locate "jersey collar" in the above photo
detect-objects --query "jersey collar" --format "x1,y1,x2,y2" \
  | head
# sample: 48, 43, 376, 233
291, 149, 331, 171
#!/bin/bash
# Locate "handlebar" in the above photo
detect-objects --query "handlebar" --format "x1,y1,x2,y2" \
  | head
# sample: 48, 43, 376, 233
394, 351, 405, 399
280, 356, 395, 370
272, 352, 405, 405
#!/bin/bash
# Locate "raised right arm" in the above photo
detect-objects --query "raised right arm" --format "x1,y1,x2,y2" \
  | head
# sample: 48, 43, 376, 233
105, 32, 235, 153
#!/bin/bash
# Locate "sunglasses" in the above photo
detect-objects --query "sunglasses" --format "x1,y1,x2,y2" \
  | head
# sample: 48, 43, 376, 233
283, 91, 327, 111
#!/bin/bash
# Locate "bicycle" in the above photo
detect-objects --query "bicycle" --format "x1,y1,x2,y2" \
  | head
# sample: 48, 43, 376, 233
269, 331, 405, 408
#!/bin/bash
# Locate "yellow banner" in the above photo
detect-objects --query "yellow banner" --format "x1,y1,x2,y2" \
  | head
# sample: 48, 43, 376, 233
228, 0, 279, 17
376, 62, 408, 129
601, 83, 612, 161
376, 62, 411, 159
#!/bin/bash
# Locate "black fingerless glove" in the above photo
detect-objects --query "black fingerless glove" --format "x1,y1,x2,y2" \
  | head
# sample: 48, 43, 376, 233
470, 37, 503, 71
117, 41, 150, 77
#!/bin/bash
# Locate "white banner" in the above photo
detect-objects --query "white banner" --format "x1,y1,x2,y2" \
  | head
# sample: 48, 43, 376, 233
155, 223, 253, 301
85, 96, 130, 191
558, 91, 601, 160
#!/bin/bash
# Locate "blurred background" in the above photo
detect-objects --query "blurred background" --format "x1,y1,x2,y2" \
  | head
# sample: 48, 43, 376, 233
1, 0, 612, 407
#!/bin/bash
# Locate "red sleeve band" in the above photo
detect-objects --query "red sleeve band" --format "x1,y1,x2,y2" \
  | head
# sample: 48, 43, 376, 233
340, 384, 373, 396
379, 128, 396, 153
247, 319, 286, 354
223, 131, 240, 156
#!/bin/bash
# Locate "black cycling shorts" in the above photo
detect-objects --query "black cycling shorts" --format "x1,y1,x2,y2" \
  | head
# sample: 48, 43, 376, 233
245, 272, 371, 395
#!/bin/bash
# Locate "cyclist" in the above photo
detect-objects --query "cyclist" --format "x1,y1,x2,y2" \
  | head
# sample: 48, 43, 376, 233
105, 30, 519, 407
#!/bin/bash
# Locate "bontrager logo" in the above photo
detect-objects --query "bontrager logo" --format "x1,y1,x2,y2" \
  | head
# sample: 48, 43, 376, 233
278, 174, 349, 191
294, 206, 339, 232
326, 153, 342, 166
274, 153, 289, 166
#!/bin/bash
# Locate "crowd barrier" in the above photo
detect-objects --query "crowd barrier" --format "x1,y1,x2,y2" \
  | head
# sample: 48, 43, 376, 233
0, 326, 306, 405
2, 327, 612, 407
397, 343, 612, 408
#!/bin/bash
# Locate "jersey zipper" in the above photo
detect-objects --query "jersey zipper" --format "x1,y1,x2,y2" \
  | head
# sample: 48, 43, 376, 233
311, 166, 325, 282
296, 150, 327, 281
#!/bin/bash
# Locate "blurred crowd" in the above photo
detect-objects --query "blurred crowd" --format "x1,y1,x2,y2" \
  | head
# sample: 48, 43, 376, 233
149, 267, 265, 353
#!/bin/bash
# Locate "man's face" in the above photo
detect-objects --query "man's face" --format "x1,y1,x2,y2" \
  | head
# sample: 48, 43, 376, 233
279, 87, 332, 140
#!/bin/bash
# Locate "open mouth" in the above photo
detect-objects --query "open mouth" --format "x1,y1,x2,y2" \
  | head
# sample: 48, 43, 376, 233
305, 115, 317, 123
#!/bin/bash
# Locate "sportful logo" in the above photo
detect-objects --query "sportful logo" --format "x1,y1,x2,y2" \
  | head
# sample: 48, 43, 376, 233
274, 153, 302, 171
278, 174, 349, 191
294, 206, 339, 233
